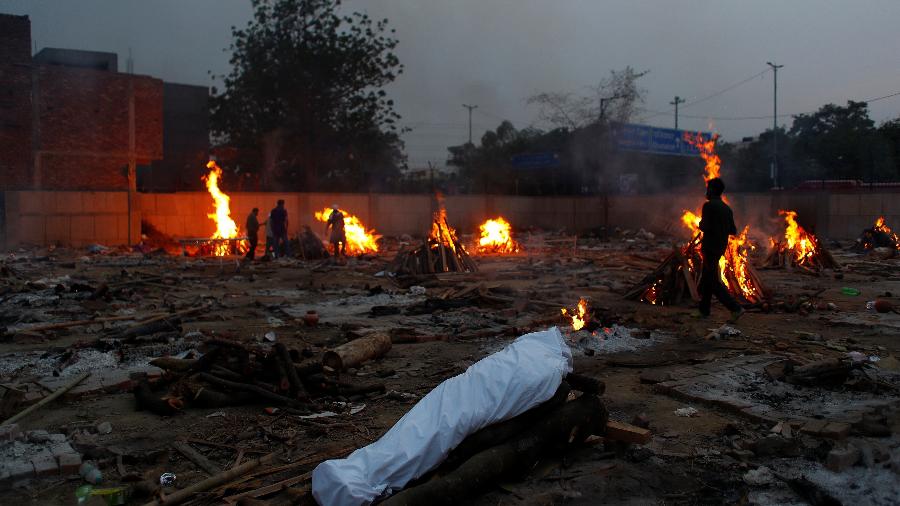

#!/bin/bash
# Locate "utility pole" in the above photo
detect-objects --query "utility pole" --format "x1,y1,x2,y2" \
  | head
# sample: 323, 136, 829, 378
766, 61, 784, 188
670, 96, 685, 129
462, 104, 478, 145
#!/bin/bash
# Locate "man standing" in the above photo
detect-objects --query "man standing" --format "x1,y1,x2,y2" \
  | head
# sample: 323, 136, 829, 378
269, 199, 290, 258
698, 178, 745, 322
244, 208, 264, 261
325, 204, 347, 259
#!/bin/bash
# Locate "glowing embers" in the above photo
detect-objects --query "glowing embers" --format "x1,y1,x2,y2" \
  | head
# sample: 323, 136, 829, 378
474, 217, 521, 254
854, 216, 900, 253
561, 298, 589, 331
313, 207, 380, 256
765, 210, 839, 272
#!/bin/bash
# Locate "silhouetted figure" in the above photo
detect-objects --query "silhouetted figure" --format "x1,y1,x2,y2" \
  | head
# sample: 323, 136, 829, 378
269, 199, 291, 258
699, 178, 744, 322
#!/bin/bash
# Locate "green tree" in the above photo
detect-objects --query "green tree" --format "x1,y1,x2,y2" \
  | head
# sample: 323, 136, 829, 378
210, 0, 404, 190
788, 101, 888, 183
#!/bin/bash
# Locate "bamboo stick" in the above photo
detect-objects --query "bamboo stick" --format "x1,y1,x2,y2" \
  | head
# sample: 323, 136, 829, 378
2, 371, 90, 425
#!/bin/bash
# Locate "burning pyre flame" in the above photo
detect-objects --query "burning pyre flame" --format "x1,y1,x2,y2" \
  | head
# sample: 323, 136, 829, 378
475, 217, 521, 254
561, 298, 589, 331
313, 207, 380, 255
771, 210, 821, 265
873, 216, 900, 250
430, 207, 461, 253
202, 160, 243, 256
673, 134, 762, 304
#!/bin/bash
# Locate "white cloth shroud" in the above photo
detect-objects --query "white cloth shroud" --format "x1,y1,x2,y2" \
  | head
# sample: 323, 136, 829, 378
311, 326, 573, 506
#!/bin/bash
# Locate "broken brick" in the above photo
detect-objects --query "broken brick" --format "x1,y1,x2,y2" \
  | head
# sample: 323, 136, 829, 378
31, 452, 58, 476
826, 445, 859, 472
57, 453, 82, 475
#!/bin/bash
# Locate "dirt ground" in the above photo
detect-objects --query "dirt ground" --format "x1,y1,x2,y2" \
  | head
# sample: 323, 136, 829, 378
1, 232, 899, 505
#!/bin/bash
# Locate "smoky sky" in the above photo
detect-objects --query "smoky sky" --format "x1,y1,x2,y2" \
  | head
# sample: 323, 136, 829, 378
5, 0, 900, 168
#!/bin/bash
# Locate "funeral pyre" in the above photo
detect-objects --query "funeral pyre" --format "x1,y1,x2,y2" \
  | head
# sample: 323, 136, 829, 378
182, 161, 247, 257
764, 210, 840, 272
852, 216, 900, 253
313, 207, 381, 256
625, 134, 766, 306
474, 217, 521, 254
390, 204, 478, 274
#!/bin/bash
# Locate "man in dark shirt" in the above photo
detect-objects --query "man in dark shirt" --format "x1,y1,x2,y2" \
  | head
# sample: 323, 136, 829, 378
698, 178, 744, 322
325, 204, 347, 259
244, 208, 263, 261
269, 200, 290, 258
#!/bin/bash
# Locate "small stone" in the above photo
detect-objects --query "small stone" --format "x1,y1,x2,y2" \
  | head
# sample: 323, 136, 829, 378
47, 433, 67, 443
0, 424, 21, 442
95, 422, 112, 435
26, 430, 51, 443
826, 445, 859, 472
743, 466, 774, 486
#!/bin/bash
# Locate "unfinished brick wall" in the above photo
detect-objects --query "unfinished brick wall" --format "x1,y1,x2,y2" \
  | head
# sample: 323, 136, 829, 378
35, 66, 163, 190
0, 14, 34, 189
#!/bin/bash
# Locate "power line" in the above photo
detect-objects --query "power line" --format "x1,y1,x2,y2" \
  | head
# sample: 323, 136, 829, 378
682, 68, 770, 109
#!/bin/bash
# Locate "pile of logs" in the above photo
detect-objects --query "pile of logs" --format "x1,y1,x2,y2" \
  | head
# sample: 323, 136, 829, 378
139, 333, 393, 415
624, 238, 767, 306
624, 240, 702, 306
763, 240, 840, 272
390, 235, 478, 275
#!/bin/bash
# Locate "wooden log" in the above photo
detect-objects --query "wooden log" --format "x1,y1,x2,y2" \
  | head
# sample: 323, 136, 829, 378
1, 371, 90, 425
192, 387, 254, 408
8, 314, 164, 334
173, 441, 221, 475
441, 383, 571, 472
322, 333, 392, 371
141, 453, 274, 506
150, 357, 198, 372
196, 373, 309, 409
675, 250, 700, 302
381, 395, 608, 506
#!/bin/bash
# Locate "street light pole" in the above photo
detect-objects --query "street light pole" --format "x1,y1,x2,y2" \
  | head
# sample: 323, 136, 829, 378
766, 61, 784, 188
670, 96, 686, 129
462, 104, 478, 145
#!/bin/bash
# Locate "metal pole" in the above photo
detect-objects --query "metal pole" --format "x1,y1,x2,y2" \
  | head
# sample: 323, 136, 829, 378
462, 104, 477, 145
767, 61, 784, 188
670, 96, 685, 129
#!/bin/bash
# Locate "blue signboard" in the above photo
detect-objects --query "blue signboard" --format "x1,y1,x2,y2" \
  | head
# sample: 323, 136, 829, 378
510, 151, 560, 169
614, 123, 712, 157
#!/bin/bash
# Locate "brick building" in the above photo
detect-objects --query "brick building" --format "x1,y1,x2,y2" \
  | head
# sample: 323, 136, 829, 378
0, 13, 164, 191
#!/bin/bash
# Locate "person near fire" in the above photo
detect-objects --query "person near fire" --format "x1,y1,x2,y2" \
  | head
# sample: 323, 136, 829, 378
325, 204, 347, 259
698, 178, 745, 322
269, 199, 291, 258
243, 208, 265, 261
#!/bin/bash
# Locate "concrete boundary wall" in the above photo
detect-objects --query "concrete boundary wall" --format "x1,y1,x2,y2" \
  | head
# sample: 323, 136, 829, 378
2, 191, 139, 248
3, 190, 899, 248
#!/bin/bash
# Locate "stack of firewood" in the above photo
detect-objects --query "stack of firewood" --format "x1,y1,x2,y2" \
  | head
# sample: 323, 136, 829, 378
624, 239, 703, 306
763, 241, 840, 273
390, 233, 478, 275
138, 334, 392, 416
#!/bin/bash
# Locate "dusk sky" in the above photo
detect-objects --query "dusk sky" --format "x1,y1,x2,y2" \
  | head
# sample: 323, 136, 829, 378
5, 0, 900, 168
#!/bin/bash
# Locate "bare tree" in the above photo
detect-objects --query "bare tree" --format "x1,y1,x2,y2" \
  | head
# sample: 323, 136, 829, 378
527, 66, 648, 129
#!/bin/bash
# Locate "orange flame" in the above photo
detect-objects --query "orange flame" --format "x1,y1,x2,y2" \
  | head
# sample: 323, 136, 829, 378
475, 217, 520, 254
314, 207, 380, 255
430, 207, 460, 253
202, 160, 243, 256
561, 298, 589, 331
684, 133, 721, 182
776, 210, 819, 265
873, 216, 900, 249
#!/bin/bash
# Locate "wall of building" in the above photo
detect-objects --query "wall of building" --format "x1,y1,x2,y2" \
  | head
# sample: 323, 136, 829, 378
2, 190, 898, 249
0, 15, 34, 190
0, 15, 164, 192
